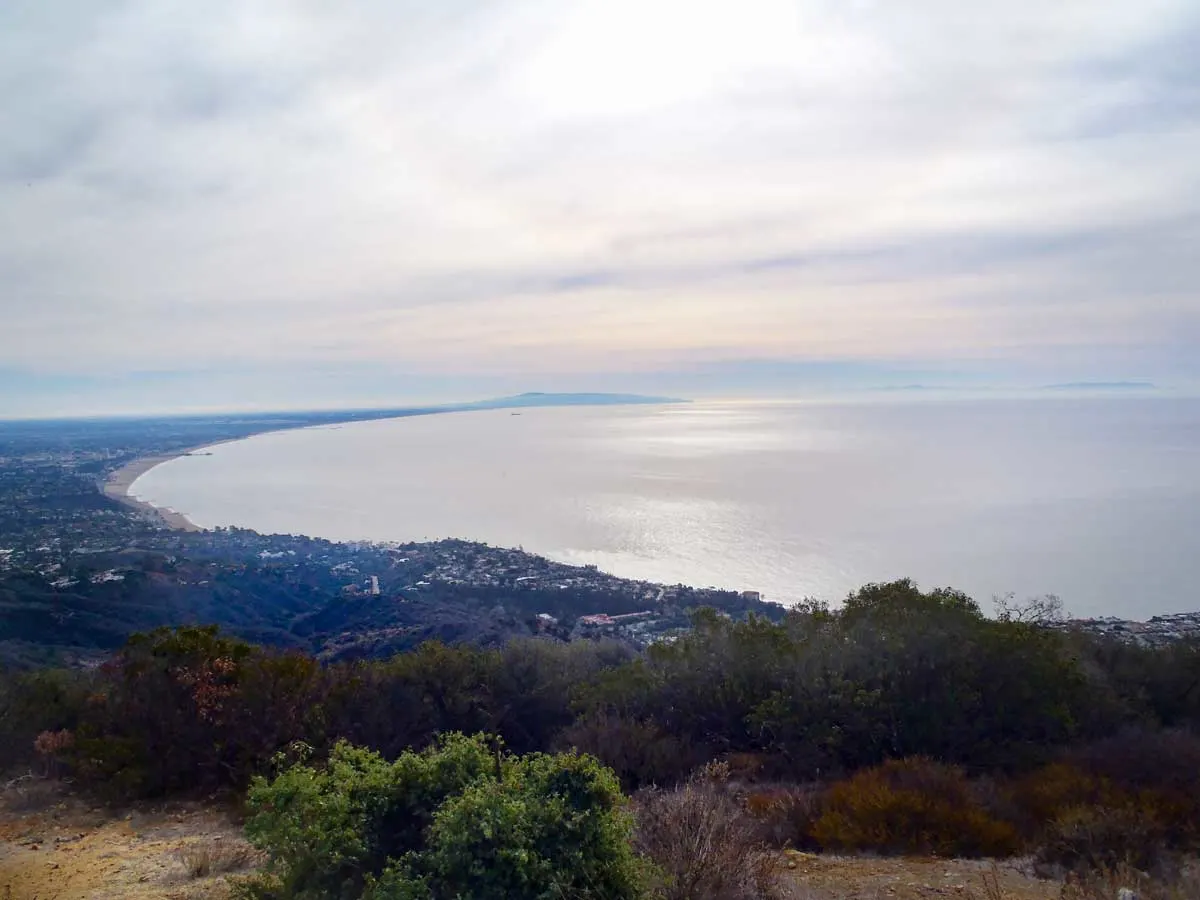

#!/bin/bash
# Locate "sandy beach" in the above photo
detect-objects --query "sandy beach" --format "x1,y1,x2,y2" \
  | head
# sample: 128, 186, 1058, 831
103, 451, 205, 532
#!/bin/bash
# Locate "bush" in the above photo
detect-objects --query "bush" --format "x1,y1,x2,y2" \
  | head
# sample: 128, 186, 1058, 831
1013, 735, 1200, 872
743, 784, 824, 850
1069, 729, 1200, 792
239, 734, 497, 899
810, 758, 1022, 857
177, 838, 258, 879
370, 751, 645, 900
1010, 763, 1128, 828
238, 734, 646, 900
0, 667, 90, 773
1036, 805, 1172, 877
1067, 730, 1200, 849
635, 762, 788, 900
560, 711, 706, 789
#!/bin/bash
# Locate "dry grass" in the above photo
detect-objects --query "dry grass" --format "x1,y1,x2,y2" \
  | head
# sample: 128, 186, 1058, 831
964, 866, 1007, 900
176, 838, 258, 880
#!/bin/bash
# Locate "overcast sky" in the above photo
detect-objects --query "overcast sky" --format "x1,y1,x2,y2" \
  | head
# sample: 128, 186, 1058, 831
2, 0, 1198, 415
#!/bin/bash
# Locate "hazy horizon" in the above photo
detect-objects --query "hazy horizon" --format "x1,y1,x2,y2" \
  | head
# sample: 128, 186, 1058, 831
3, 2, 1199, 417
0, 381, 1182, 422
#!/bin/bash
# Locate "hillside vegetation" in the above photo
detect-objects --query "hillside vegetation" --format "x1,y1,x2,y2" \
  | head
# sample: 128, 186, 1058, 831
4, 580, 1200, 898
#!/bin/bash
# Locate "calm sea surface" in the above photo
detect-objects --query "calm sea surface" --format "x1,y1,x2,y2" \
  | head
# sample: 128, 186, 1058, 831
131, 397, 1200, 617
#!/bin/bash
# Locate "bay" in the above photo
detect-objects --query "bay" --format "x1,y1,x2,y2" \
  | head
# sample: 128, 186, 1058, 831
130, 397, 1200, 617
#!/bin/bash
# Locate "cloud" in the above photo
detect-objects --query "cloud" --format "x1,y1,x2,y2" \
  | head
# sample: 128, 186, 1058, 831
1, 0, 1199, 413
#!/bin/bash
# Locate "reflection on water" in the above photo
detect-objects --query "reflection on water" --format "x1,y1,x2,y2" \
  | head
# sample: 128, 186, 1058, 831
131, 397, 1200, 617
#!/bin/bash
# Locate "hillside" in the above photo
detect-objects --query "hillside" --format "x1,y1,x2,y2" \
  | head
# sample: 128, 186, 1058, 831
0, 531, 781, 668
0, 787, 1064, 900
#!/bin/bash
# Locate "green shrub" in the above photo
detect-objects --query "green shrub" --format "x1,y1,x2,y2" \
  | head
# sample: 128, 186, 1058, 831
239, 734, 495, 899
370, 750, 644, 900
810, 757, 1022, 857
238, 734, 646, 900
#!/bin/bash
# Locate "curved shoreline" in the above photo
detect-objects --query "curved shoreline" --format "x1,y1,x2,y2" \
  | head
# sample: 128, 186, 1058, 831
98, 396, 686, 537
103, 447, 215, 532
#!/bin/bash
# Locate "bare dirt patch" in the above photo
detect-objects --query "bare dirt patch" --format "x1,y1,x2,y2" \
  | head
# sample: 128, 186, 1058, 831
0, 778, 258, 900
782, 851, 1059, 900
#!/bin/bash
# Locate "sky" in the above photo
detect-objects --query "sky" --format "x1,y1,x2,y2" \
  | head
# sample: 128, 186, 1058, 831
2, 0, 1199, 416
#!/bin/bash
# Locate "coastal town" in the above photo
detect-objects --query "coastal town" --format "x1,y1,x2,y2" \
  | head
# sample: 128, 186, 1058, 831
0, 413, 782, 665
1056, 611, 1200, 647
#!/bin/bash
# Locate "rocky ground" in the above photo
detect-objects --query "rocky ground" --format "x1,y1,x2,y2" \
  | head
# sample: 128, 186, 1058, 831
0, 777, 1063, 900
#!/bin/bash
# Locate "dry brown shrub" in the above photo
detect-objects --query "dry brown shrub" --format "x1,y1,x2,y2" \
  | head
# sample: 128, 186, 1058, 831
1034, 804, 1173, 878
635, 761, 790, 900
743, 783, 825, 850
1011, 763, 1127, 828
33, 728, 74, 777
810, 757, 1022, 857
1016, 740, 1200, 879
177, 838, 258, 880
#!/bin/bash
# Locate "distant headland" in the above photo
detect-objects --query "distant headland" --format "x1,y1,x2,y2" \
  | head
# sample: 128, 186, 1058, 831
457, 391, 686, 410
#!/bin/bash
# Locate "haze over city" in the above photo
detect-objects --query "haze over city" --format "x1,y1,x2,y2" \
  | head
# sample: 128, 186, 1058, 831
2, 0, 1199, 416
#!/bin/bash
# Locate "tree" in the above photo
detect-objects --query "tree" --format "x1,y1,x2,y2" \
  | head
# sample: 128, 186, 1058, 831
994, 593, 1066, 625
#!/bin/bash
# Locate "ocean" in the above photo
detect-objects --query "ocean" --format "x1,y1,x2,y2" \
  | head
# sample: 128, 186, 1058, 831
130, 396, 1200, 617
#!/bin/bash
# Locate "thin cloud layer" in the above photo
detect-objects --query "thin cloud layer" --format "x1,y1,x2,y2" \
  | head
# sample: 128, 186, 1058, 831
2, 0, 1198, 413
